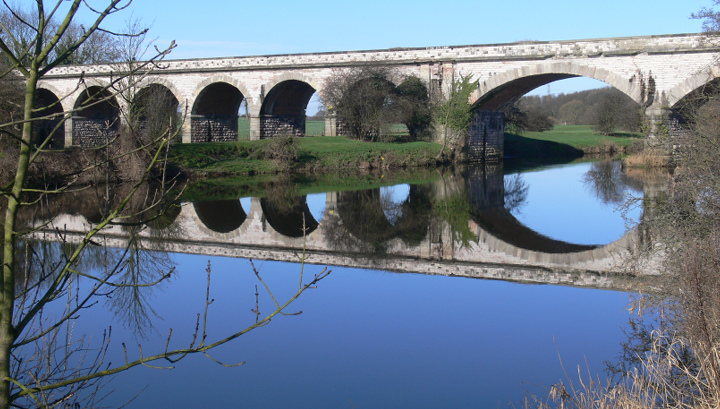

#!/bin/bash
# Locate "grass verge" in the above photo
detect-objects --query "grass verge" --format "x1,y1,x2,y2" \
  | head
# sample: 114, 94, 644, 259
169, 136, 443, 178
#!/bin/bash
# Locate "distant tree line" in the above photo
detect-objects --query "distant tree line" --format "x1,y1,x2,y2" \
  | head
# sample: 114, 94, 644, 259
503, 87, 644, 135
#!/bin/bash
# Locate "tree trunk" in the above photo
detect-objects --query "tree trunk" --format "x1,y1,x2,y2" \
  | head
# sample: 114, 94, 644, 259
0, 70, 37, 408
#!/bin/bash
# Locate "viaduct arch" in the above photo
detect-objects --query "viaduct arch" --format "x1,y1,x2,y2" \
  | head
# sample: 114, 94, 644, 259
36, 33, 720, 155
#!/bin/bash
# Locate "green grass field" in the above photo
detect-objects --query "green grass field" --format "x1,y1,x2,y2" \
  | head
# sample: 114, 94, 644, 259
505, 125, 642, 158
519, 125, 641, 148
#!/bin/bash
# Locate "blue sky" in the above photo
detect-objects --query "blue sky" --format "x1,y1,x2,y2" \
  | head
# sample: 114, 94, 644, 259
78, 0, 711, 96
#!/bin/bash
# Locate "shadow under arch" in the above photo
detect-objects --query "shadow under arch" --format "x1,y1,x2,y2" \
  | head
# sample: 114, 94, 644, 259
470, 63, 643, 110
73, 85, 120, 147
260, 79, 317, 138
34, 88, 65, 148
193, 200, 247, 233
260, 196, 319, 238
191, 82, 244, 142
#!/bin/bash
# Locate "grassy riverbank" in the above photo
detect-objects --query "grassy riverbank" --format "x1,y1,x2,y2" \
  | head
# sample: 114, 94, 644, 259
170, 125, 643, 178
506, 125, 642, 158
169, 136, 443, 177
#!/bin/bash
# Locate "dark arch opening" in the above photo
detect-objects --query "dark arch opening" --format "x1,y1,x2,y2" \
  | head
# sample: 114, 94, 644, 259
73, 86, 119, 147
260, 196, 319, 238
34, 88, 65, 149
193, 200, 247, 233
191, 82, 244, 142
131, 84, 180, 141
260, 80, 316, 138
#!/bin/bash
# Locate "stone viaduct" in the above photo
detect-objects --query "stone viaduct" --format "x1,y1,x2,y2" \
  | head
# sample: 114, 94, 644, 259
36, 33, 720, 155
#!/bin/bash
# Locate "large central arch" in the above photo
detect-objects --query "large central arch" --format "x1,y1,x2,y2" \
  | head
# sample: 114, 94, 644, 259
470, 62, 644, 110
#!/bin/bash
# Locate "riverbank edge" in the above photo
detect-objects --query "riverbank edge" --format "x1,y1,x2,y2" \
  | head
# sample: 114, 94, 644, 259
168, 136, 451, 180
169, 132, 638, 181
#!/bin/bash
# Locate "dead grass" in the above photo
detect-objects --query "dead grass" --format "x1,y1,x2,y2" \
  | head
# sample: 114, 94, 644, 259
518, 332, 720, 409
623, 149, 671, 168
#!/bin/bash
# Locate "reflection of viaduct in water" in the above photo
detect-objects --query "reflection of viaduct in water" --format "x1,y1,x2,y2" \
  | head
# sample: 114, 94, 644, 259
28, 168, 664, 292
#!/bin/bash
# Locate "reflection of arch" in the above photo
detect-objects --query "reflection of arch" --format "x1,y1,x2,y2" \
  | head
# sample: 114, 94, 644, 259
147, 202, 183, 230
34, 88, 65, 148
473, 208, 598, 254
338, 189, 395, 243
260, 79, 317, 138
193, 200, 247, 233
336, 186, 430, 246
72, 85, 120, 147
190, 77, 247, 142
470, 63, 642, 110
260, 196, 319, 238
470, 214, 640, 265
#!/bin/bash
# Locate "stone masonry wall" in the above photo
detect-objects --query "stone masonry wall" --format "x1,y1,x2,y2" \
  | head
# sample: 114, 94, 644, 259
466, 110, 504, 163
191, 116, 238, 142
72, 117, 119, 147
260, 115, 305, 138
667, 113, 694, 164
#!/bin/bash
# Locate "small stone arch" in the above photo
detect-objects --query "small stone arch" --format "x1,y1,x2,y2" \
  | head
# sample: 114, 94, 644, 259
33, 86, 66, 148
189, 76, 249, 142
190, 75, 251, 108
72, 81, 121, 147
136, 77, 186, 109
260, 195, 320, 238
259, 76, 321, 138
469, 62, 643, 110
36, 82, 73, 113
261, 72, 324, 102
131, 83, 181, 141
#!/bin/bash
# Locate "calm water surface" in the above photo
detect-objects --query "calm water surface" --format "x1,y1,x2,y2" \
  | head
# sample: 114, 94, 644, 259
47, 160, 647, 408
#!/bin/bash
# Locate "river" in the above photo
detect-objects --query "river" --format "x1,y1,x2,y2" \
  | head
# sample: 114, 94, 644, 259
18, 159, 664, 408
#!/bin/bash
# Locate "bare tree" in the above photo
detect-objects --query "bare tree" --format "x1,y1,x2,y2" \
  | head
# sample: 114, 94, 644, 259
0, 2, 329, 408
323, 67, 431, 141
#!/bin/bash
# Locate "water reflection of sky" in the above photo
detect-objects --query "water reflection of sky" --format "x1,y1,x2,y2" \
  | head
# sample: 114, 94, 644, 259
508, 162, 643, 245
306, 193, 327, 223
240, 196, 251, 214
86, 256, 631, 408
